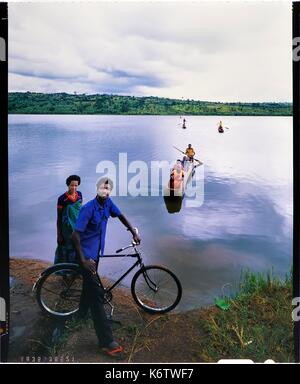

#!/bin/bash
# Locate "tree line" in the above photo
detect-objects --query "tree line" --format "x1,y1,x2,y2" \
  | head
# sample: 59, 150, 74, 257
8, 92, 292, 116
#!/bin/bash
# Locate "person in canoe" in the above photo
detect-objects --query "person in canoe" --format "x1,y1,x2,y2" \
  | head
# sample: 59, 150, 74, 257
218, 121, 224, 133
170, 161, 185, 190
185, 144, 195, 162
55, 174, 83, 264
182, 118, 187, 129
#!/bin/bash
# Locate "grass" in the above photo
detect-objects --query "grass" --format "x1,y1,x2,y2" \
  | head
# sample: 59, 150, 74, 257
196, 269, 294, 362
49, 316, 93, 355
41, 269, 294, 363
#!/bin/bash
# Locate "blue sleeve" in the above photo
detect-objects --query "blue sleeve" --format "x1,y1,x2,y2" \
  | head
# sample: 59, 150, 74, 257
75, 204, 92, 232
109, 200, 122, 218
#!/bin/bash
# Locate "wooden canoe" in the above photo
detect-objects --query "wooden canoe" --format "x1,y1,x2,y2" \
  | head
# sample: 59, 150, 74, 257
163, 160, 196, 198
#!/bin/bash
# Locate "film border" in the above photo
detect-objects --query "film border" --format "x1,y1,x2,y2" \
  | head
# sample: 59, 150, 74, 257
293, 0, 300, 364
0, 1, 8, 364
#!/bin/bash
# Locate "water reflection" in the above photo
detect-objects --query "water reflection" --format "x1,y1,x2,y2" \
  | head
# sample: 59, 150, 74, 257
8, 115, 292, 310
163, 196, 183, 213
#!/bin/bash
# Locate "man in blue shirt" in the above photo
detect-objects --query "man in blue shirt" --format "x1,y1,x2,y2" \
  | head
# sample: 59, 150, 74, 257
72, 177, 141, 358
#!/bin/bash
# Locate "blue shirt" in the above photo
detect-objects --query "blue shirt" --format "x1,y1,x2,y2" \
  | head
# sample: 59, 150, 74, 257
74, 197, 122, 261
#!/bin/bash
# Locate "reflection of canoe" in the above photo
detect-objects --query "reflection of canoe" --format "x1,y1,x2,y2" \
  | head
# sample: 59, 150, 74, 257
163, 195, 183, 213
163, 160, 196, 198
218, 127, 224, 133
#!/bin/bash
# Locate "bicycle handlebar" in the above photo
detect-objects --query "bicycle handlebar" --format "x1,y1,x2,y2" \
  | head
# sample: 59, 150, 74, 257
116, 242, 138, 253
116, 227, 139, 253
116, 246, 127, 253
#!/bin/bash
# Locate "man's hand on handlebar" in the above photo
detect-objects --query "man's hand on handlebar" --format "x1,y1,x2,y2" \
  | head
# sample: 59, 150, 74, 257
133, 232, 141, 245
118, 215, 142, 245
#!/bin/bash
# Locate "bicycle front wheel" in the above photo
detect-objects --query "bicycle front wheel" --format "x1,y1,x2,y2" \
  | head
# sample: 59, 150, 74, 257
35, 264, 83, 318
131, 265, 182, 314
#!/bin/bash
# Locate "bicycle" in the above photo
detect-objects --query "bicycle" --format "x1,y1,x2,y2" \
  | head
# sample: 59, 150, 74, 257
33, 228, 182, 319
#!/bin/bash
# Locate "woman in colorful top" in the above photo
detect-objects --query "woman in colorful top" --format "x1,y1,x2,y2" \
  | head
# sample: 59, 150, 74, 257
54, 175, 83, 264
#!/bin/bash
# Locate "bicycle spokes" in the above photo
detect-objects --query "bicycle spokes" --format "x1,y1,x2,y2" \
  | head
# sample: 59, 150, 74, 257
132, 266, 182, 313
39, 269, 83, 316
143, 270, 158, 292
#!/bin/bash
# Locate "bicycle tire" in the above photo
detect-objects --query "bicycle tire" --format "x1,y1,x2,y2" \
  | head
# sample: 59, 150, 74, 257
35, 263, 83, 318
131, 265, 182, 314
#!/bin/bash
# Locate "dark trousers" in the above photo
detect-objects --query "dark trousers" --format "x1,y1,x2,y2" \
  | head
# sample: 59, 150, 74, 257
78, 265, 113, 347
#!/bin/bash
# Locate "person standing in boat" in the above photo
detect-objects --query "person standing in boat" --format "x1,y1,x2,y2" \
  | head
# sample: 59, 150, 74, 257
182, 118, 187, 129
218, 121, 224, 132
185, 144, 195, 162
55, 175, 83, 264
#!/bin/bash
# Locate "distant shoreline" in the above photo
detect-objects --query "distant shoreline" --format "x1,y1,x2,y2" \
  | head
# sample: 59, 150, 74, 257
8, 92, 292, 117
8, 113, 293, 117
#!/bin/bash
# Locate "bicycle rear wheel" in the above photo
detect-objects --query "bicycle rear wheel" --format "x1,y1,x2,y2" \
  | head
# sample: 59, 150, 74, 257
131, 265, 182, 314
35, 264, 83, 318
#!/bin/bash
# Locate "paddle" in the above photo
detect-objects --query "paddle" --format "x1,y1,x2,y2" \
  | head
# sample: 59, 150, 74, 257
173, 146, 203, 165
217, 124, 229, 130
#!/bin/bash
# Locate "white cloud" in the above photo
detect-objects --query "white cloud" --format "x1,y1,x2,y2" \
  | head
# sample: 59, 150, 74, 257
8, 1, 292, 102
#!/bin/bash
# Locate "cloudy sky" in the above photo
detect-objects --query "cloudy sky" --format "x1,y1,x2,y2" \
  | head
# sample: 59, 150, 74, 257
8, 1, 292, 102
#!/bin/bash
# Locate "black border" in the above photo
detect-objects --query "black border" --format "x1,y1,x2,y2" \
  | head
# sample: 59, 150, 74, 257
0, 2, 298, 365
0, 1, 8, 363
293, 1, 300, 364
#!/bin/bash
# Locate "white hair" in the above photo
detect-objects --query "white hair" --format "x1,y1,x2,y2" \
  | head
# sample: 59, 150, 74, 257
96, 177, 114, 191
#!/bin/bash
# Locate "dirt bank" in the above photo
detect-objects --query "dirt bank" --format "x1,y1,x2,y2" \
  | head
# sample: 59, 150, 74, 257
9, 258, 210, 363
8, 258, 293, 363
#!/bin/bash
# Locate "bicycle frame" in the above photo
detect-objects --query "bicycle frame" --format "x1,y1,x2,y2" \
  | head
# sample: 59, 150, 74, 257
100, 245, 159, 296
100, 244, 143, 293
100, 255, 140, 292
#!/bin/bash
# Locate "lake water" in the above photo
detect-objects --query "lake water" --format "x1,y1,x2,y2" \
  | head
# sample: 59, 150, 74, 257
8, 114, 293, 311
